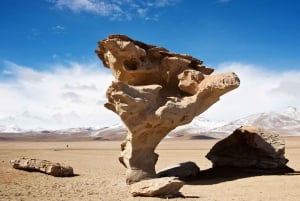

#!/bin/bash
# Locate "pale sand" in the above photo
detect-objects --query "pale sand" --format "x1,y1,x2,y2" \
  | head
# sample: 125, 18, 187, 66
1, 138, 300, 201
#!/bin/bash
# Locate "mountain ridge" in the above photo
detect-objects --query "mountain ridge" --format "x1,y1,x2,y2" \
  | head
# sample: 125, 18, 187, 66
1, 106, 300, 140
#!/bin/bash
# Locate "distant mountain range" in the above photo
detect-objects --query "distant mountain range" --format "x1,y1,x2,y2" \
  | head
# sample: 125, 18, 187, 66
171, 107, 300, 138
1, 106, 299, 140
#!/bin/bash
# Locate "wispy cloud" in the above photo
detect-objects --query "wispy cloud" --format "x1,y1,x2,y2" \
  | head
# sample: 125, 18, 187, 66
52, 25, 65, 30
52, 54, 58, 59
61, 91, 82, 103
217, 0, 232, 3
47, 0, 181, 20
52, 25, 66, 34
2, 69, 13, 75
27, 28, 41, 40
51, 0, 123, 17
64, 83, 97, 90
0, 60, 118, 129
202, 62, 300, 121
146, 0, 179, 7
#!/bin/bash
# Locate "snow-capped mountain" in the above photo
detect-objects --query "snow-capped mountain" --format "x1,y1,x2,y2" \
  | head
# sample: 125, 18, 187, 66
55, 127, 97, 134
90, 106, 300, 139
169, 116, 228, 137
280, 106, 300, 120
90, 124, 126, 140
210, 106, 300, 137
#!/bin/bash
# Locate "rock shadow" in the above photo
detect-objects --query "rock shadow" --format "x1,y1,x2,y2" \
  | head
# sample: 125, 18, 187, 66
14, 169, 80, 177
185, 166, 299, 185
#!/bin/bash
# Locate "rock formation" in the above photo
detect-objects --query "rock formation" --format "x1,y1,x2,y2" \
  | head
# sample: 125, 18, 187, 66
206, 126, 291, 170
95, 34, 240, 184
11, 157, 74, 177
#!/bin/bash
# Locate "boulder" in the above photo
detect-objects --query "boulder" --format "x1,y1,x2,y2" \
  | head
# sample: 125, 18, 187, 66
96, 34, 240, 184
10, 157, 74, 177
130, 177, 184, 197
158, 161, 200, 180
206, 126, 290, 169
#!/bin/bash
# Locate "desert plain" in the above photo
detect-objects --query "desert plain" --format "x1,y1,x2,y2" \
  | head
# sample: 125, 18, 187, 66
1, 137, 300, 201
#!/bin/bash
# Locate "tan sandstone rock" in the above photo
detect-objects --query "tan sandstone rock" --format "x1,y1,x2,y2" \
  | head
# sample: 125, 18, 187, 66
206, 126, 291, 170
95, 34, 240, 184
130, 177, 184, 197
10, 157, 74, 177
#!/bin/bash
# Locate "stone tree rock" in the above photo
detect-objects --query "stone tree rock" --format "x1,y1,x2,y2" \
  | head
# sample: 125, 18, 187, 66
10, 157, 74, 177
206, 126, 291, 170
95, 34, 240, 184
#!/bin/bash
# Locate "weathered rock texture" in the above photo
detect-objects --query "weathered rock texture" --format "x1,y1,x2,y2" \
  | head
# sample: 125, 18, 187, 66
96, 34, 240, 184
130, 177, 184, 197
10, 157, 74, 177
206, 126, 289, 169
158, 161, 200, 180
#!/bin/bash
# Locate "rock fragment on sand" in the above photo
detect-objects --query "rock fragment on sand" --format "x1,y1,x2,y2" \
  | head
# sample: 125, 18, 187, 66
158, 161, 200, 180
206, 126, 291, 170
130, 177, 184, 197
10, 157, 74, 177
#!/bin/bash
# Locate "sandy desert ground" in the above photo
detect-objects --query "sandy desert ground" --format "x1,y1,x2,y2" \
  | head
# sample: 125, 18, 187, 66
1, 137, 300, 201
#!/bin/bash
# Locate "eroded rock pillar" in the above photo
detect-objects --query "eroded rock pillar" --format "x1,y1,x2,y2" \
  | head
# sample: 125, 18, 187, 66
95, 34, 240, 183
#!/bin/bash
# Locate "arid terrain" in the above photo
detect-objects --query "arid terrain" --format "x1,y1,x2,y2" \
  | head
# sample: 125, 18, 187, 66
1, 137, 300, 201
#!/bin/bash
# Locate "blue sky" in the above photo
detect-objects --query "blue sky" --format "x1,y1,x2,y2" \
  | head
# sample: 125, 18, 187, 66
1, 0, 300, 68
1, 0, 300, 129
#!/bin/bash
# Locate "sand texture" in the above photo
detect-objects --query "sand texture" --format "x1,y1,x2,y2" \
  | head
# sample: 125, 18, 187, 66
1, 138, 300, 201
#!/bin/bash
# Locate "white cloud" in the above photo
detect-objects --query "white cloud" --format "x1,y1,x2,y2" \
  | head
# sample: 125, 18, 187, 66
2, 69, 13, 75
64, 83, 97, 90
217, 0, 232, 3
47, 0, 180, 20
27, 28, 41, 40
201, 62, 300, 121
52, 25, 66, 34
136, 8, 148, 18
0, 61, 119, 130
1, 60, 299, 129
52, 25, 65, 30
146, 0, 179, 7
61, 91, 82, 103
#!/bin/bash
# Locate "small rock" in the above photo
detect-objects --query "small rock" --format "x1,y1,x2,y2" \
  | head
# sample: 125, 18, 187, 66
130, 177, 184, 197
158, 161, 200, 180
